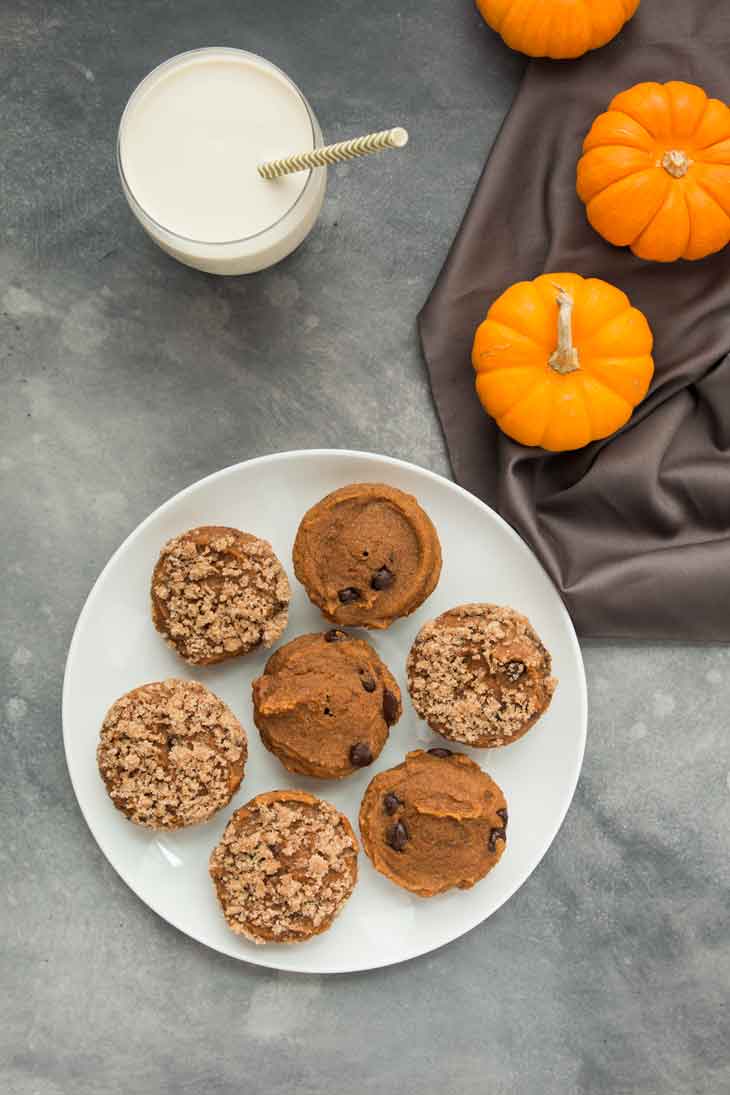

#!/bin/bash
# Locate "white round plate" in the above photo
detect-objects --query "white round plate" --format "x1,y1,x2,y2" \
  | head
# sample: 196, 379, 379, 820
63, 450, 586, 973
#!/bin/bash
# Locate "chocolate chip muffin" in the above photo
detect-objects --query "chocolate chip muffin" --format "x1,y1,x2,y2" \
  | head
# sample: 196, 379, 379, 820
407, 604, 557, 747
97, 679, 247, 829
252, 629, 401, 780
151, 526, 290, 666
209, 790, 359, 943
359, 749, 507, 897
292, 483, 442, 629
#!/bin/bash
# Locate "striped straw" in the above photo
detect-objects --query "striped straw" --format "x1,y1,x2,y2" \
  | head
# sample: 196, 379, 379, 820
258, 126, 409, 180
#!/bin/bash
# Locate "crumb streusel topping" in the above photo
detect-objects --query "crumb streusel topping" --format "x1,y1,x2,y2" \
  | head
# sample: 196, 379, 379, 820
151, 527, 290, 665
209, 791, 358, 944
97, 679, 247, 829
407, 603, 557, 746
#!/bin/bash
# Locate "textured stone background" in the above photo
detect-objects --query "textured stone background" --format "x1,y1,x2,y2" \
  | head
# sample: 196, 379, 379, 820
2, 2, 729, 1093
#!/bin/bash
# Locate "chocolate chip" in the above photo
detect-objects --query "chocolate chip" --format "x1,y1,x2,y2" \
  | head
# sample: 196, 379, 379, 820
504, 660, 525, 682
387, 819, 409, 851
497, 807, 508, 825
325, 628, 347, 642
371, 567, 394, 591
383, 689, 399, 725
338, 587, 360, 604
427, 747, 453, 758
383, 792, 402, 815
349, 742, 373, 767
487, 826, 507, 852
361, 675, 376, 693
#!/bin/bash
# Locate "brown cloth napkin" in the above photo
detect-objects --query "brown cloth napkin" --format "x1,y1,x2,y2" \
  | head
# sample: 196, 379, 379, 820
419, 0, 730, 641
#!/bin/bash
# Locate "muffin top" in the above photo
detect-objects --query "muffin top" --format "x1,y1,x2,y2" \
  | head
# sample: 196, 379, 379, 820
292, 483, 442, 629
407, 603, 557, 747
253, 630, 401, 779
97, 678, 247, 829
151, 525, 290, 665
359, 749, 508, 897
209, 790, 359, 944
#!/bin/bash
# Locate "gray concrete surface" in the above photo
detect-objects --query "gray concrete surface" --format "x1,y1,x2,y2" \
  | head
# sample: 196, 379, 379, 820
1, 2, 728, 1093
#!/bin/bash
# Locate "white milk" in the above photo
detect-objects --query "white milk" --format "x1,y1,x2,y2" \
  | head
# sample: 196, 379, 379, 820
117, 49, 326, 274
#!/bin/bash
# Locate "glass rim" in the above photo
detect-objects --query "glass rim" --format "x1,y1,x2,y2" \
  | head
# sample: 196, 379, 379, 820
116, 46, 320, 249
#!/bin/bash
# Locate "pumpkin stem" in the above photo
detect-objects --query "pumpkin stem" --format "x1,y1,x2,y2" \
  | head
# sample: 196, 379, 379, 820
661, 149, 692, 178
548, 287, 580, 375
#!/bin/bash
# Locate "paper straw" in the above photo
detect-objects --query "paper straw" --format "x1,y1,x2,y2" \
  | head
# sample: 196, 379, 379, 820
258, 127, 409, 179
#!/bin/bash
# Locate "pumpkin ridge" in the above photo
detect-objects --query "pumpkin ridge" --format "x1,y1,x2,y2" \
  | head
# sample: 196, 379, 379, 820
695, 140, 730, 165
577, 0, 592, 29
475, 317, 552, 354
667, 82, 708, 145
586, 170, 670, 241
609, 102, 660, 140
626, 174, 672, 247
574, 377, 597, 439
480, 363, 547, 382
484, 0, 510, 31
478, 366, 546, 418
497, 375, 554, 446
544, 1, 592, 58
612, 83, 674, 143
691, 174, 730, 221
633, 179, 692, 260
474, 354, 547, 381
693, 103, 730, 150
578, 304, 652, 356
579, 373, 635, 442
610, 107, 654, 144
586, 137, 653, 152
579, 354, 653, 405
501, 0, 541, 53
583, 110, 657, 156
676, 181, 693, 256
578, 148, 655, 202
576, 368, 633, 413
535, 378, 557, 449
572, 289, 628, 345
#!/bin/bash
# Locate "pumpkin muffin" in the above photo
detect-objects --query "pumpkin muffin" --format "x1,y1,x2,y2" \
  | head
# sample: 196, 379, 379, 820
97, 679, 247, 830
292, 483, 442, 629
209, 790, 359, 943
150, 525, 290, 665
359, 749, 508, 897
407, 604, 556, 747
252, 629, 401, 780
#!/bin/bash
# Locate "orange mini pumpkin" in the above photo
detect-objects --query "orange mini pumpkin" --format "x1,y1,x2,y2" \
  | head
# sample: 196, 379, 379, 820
476, 0, 640, 60
578, 81, 730, 262
472, 273, 654, 452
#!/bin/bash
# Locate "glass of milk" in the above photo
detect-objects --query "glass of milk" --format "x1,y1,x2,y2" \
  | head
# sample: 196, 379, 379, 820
117, 48, 327, 275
